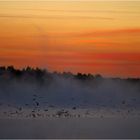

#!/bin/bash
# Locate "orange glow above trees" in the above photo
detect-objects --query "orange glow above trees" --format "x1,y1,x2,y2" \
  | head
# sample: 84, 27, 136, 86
0, 1, 140, 77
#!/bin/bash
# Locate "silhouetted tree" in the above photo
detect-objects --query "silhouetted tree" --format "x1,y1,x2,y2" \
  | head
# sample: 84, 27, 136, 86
75, 73, 88, 80
0, 66, 6, 75
7, 66, 15, 73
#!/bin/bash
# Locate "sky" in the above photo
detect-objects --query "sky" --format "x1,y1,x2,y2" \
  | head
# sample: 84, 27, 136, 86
0, 0, 140, 78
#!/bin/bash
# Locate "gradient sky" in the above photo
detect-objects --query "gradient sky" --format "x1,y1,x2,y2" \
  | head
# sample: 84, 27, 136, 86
0, 0, 140, 77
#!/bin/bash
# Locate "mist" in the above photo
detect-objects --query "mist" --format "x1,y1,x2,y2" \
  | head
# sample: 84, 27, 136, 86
0, 67, 140, 139
0, 70, 140, 110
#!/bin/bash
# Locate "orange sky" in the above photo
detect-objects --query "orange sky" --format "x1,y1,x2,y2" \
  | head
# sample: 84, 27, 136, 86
0, 0, 140, 78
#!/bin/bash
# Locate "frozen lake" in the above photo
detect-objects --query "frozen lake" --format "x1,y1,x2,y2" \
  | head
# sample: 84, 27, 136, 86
0, 117, 140, 139
0, 69, 140, 138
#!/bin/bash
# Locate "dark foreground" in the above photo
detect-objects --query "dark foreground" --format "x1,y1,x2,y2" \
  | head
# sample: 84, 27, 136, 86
0, 118, 140, 139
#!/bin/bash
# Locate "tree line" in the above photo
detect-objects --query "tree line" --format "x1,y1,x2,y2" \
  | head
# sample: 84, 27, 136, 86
0, 66, 139, 83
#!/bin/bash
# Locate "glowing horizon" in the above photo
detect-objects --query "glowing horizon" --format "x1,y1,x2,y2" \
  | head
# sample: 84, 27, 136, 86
0, 1, 140, 78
